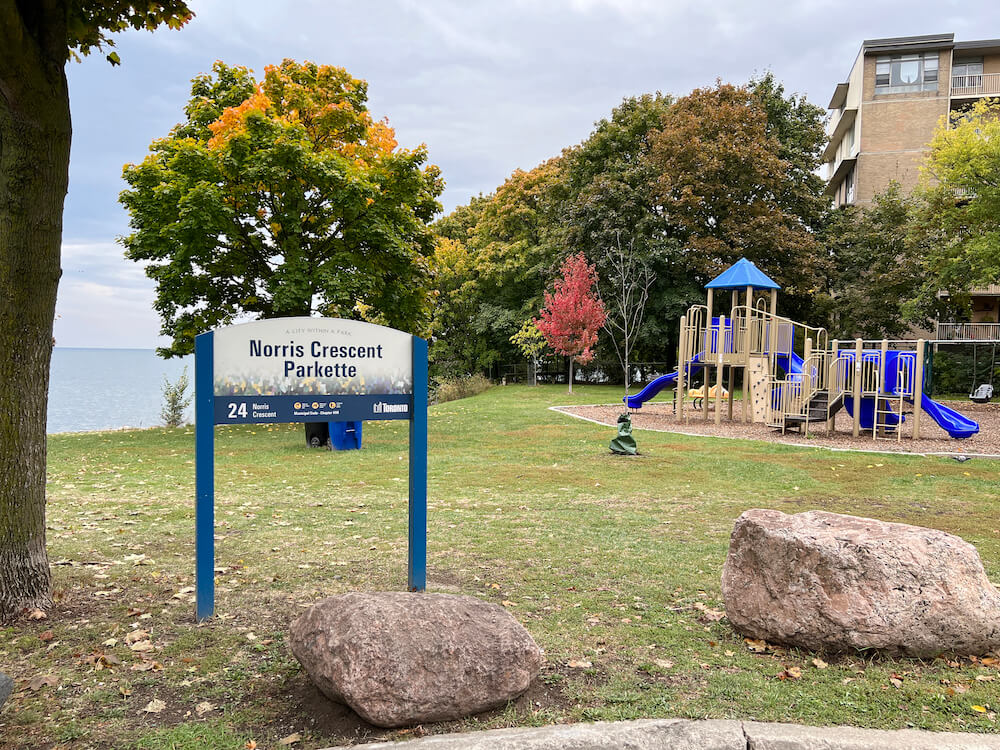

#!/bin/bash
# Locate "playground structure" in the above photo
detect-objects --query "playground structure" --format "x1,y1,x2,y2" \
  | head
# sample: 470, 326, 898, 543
625, 259, 981, 442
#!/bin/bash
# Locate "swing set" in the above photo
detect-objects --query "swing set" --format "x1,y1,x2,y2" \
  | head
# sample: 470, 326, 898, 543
970, 342, 997, 403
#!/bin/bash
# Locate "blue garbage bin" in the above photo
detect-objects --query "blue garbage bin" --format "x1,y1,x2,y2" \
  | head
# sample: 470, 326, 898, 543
329, 420, 362, 450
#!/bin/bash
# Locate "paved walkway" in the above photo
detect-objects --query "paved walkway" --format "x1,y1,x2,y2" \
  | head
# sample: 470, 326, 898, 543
324, 718, 1000, 749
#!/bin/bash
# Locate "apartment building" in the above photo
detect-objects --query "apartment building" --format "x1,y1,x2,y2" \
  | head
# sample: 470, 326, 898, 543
824, 33, 1000, 340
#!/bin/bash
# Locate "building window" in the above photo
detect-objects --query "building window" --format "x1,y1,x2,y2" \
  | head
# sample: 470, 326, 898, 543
845, 164, 856, 204
875, 53, 939, 94
953, 57, 984, 90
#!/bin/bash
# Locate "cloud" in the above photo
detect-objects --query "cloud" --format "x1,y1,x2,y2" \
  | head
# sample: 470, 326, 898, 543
55, 242, 165, 348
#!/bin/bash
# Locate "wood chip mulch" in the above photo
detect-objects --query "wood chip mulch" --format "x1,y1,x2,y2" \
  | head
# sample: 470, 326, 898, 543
557, 398, 1000, 456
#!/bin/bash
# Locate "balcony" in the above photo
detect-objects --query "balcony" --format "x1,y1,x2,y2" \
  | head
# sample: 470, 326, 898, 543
935, 322, 1000, 341
951, 72, 1000, 97
821, 107, 857, 163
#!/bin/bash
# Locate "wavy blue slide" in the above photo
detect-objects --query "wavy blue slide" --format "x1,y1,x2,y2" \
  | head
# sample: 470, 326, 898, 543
913, 396, 979, 439
623, 354, 704, 409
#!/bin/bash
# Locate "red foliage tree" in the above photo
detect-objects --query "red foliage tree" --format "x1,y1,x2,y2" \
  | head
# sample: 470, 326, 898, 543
536, 253, 606, 393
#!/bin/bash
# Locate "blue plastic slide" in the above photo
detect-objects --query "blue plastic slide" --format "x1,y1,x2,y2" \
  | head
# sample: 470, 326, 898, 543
623, 354, 705, 409
774, 351, 805, 377
912, 396, 979, 439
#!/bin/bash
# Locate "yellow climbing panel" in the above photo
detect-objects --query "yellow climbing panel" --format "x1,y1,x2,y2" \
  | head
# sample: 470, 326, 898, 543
747, 355, 770, 423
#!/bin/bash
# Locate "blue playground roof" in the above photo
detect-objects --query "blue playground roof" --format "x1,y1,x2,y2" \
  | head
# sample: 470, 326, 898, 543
705, 258, 781, 291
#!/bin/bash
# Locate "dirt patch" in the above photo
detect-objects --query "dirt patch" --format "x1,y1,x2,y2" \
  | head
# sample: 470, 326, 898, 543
557, 399, 1000, 456
282, 675, 385, 744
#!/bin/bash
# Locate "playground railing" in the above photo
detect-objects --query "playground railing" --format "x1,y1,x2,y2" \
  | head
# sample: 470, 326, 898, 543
895, 352, 917, 399
859, 353, 882, 396
685, 305, 708, 359
727, 306, 828, 362
829, 351, 851, 406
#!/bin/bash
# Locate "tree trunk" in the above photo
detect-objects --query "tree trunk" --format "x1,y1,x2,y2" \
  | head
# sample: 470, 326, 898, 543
0, 64, 71, 621
568, 357, 573, 394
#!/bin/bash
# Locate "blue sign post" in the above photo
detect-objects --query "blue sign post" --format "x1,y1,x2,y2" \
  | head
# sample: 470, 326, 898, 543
194, 318, 428, 621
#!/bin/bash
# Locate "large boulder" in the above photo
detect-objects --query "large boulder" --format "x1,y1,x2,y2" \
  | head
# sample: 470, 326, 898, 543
289, 592, 544, 727
721, 509, 1000, 656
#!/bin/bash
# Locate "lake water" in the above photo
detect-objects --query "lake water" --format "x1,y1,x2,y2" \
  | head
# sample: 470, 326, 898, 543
48, 348, 193, 434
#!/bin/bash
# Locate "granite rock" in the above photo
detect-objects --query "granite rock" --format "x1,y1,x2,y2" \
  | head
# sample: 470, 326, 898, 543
721, 509, 1000, 656
290, 592, 543, 727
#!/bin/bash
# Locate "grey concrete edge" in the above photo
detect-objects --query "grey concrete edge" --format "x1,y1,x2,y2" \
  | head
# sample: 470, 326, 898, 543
321, 718, 1000, 750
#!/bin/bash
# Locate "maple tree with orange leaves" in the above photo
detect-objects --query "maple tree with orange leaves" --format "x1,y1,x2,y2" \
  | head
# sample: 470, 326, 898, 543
121, 59, 443, 357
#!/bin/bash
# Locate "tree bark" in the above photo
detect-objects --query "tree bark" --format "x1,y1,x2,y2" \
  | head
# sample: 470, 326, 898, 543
0, 26, 71, 621
568, 357, 573, 394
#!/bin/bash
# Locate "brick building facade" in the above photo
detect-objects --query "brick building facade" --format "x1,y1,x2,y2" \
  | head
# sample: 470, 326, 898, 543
824, 34, 1000, 338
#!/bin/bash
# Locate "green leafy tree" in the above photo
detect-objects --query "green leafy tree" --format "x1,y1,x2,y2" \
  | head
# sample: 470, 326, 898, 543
121, 59, 444, 357
819, 183, 929, 339
509, 319, 548, 385
911, 99, 1000, 303
430, 159, 565, 374
748, 72, 828, 233
0, 1, 192, 622
161, 366, 193, 427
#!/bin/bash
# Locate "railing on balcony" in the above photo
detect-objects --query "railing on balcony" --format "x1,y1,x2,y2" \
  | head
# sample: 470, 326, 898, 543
935, 322, 1000, 341
951, 72, 1000, 97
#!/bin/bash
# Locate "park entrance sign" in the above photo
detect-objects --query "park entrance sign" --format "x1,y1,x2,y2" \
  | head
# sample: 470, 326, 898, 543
194, 317, 428, 621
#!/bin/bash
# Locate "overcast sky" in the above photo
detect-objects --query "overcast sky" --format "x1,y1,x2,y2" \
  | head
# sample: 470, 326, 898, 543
55, 0, 999, 348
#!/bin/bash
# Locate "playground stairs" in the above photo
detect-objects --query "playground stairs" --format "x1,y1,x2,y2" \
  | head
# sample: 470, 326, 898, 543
782, 389, 845, 428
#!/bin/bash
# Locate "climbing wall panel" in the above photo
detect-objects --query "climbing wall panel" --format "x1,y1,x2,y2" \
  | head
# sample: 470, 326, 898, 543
748, 355, 770, 423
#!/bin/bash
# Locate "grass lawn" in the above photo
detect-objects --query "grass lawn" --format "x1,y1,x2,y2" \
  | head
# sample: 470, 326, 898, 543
3, 384, 1000, 749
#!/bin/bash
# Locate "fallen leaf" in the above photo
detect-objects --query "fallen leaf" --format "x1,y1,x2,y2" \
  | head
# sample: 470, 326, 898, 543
27, 674, 58, 691
567, 659, 593, 669
119, 686, 132, 698
976, 675, 996, 682
278, 733, 302, 746
890, 677, 903, 688
142, 698, 166, 714
103, 637, 119, 647
501, 600, 516, 607
812, 657, 828, 669
129, 640, 155, 653
693, 602, 725, 622
38, 630, 54, 642
131, 661, 164, 672
124, 630, 149, 645
745, 638, 769, 653
245, 742, 258, 750
653, 659, 674, 669
777, 666, 802, 680
27, 609, 47, 621
195, 701, 215, 716
972, 705, 989, 713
